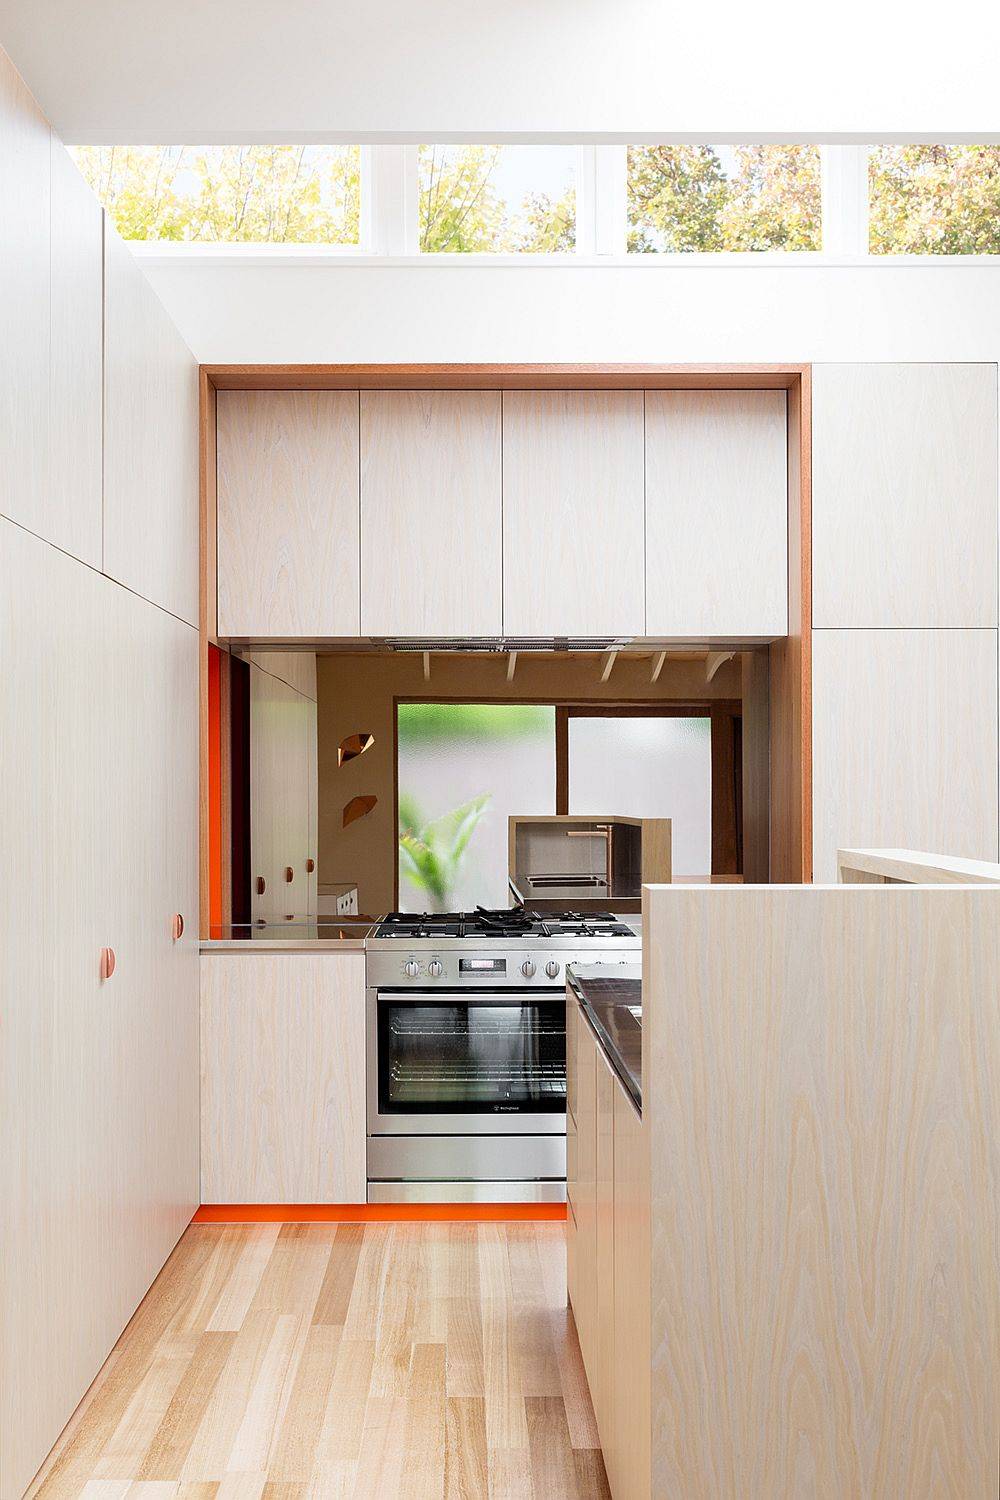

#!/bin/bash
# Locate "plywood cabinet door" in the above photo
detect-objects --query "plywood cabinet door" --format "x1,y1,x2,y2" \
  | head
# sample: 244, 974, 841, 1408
502, 391, 645, 637
250, 664, 312, 922
200, 953, 368, 1203
48, 139, 103, 567
594, 1046, 617, 1463
569, 1000, 598, 1373
613, 1085, 651, 1500
812, 627, 999, 882
0, 51, 49, 547
218, 392, 361, 638
104, 224, 200, 625
645, 390, 787, 637
360, 390, 502, 636
813, 364, 998, 628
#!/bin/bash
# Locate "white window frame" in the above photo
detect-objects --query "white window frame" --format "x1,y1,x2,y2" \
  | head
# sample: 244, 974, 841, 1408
122, 141, 1000, 266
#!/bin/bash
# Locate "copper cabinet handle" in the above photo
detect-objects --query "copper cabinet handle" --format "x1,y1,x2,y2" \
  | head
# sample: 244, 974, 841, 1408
100, 947, 116, 981
285, 867, 294, 883
306, 858, 315, 874
256, 876, 266, 895
172, 913, 184, 941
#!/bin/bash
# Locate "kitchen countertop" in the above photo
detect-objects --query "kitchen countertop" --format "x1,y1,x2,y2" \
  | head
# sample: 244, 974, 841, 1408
567, 962, 642, 1112
201, 921, 378, 951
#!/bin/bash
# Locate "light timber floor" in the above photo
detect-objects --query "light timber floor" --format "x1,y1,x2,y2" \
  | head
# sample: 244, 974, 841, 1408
29, 1221, 610, 1500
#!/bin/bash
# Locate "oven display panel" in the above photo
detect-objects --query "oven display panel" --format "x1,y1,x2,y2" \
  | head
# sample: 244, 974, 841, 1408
459, 957, 507, 974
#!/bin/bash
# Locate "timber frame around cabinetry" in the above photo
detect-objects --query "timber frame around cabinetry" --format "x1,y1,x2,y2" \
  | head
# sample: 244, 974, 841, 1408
199, 364, 813, 936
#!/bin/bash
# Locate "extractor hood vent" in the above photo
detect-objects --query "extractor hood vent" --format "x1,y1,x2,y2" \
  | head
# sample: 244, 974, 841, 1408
380, 636, 633, 653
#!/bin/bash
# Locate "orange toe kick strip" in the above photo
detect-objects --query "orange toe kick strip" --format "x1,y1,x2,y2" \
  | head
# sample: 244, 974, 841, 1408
193, 1202, 567, 1224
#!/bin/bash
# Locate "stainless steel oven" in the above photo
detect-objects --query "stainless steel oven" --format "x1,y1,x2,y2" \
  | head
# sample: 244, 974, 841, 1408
365, 910, 640, 1202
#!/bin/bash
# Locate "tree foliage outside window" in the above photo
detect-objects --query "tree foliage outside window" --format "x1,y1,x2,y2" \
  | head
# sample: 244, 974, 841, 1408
869, 146, 1000, 254
627, 144, 822, 252
419, 145, 575, 253
69, 145, 361, 243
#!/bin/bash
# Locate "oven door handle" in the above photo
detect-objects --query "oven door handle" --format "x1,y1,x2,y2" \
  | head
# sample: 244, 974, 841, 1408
374, 989, 558, 1004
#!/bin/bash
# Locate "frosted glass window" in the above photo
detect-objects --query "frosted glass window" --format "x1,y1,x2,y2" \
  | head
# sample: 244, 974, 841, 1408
568, 715, 711, 878
398, 704, 555, 911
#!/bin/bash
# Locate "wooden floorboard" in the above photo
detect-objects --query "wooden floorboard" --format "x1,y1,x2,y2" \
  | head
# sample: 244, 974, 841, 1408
31, 1224, 608, 1500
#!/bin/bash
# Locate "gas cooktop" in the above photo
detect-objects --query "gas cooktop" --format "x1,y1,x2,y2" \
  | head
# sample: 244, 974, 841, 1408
375, 907, 637, 941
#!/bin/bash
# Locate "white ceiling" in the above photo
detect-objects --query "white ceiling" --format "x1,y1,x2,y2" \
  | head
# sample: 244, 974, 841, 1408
3, 0, 999, 144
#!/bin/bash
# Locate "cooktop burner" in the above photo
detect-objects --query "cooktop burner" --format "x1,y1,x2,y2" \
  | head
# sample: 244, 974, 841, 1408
376, 907, 636, 941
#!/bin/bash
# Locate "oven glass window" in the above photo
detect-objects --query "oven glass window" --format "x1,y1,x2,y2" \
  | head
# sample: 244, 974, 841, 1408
378, 999, 566, 1114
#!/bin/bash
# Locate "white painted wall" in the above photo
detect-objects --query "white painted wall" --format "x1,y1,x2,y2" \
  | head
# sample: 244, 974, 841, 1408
140, 258, 1000, 366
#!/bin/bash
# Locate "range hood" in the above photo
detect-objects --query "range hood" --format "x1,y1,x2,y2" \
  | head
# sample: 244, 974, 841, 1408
381, 636, 634, 653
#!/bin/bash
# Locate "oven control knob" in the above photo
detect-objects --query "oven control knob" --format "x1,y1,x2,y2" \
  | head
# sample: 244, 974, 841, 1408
545, 960, 561, 979
403, 959, 420, 978
521, 959, 536, 978
427, 959, 443, 978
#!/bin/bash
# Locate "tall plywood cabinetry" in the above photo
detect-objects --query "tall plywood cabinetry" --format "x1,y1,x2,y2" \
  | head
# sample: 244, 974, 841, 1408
811, 363, 1000, 881
0, 47, 200, 1499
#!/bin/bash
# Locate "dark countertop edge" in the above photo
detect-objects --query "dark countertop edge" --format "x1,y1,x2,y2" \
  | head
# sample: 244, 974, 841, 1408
568, 970, 642, 1116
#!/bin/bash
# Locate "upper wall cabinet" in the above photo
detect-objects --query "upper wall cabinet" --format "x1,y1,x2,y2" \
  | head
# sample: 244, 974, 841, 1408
360, 390, 502, 636
49, 141, 103, 568
645, 390, 787, 637
218, 391, 361, 638
104, 225, 200, 626
0, 51, 50, 548
502, 391, 645, 637
813, 364, 998, 628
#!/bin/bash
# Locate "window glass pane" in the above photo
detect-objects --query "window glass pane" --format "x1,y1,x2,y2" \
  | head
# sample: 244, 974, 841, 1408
568, 715, 711, 878
869, 146, 1000, 254
419, 145, 575, 252
627, 145, 821, 252
68, 145, 361, 243
397, 703, 555, 911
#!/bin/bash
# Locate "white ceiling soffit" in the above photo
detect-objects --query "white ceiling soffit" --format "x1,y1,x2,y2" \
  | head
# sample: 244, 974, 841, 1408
2, 0, 999, 143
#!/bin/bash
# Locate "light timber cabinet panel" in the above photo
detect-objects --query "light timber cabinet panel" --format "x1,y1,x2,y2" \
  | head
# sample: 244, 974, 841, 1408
249, 664, 312, 922
645, 884, 1000, 1500
568, 1000, 599, 1374
104, 224, 200, 625
812, 363, 998, 628
812, 627, 999, 883
0, 518, 199, 1500
0, 48, 50, 545
218, 392, 361, 638
594, 1046, 617, 1460
612, 1087, 651, 1500
200, 953, 367, 1203
48, 138, 103, 568
360, 390, 502, 636
644, 390, 787, 636
502, 391, 645, 636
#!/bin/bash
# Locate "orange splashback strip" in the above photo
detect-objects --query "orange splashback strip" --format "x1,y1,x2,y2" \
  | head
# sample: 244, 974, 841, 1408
193, 1203, 567, 1224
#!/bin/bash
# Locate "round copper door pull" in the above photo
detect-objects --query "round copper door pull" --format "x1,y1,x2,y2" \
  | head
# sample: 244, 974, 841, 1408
172, 913, 184, 941
256, 876, 266, 895
100, 947, 116, 981
306, 857, 315, 874
285, 866, 294, 883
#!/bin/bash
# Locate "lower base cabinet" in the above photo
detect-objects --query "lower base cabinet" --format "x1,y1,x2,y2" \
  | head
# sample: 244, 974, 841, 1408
200, 952, 367, 1203
566, 994, 651, 1499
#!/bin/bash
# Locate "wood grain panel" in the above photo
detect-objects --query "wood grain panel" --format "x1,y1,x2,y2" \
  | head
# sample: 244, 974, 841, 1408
247, 652, 318, 701
567, 1002, 598, 1383
0, 46, 50, 542
200, 954, 367, 1204
813, 363, 998, 628
1, 518, 200, 1500
48, 138, 103, 567
217, 392, 360, 639
205, 363, 805, 392
612, 1087, 650, 1500
104, 223, 200, 624
645, 884, 1000, 1499
593, 1049, 616, 1462
360, 390, 502, 636
249, 665, 312, 922
502, 391, 644, 637
812, 627, 998, 883
644, 390, 787, 637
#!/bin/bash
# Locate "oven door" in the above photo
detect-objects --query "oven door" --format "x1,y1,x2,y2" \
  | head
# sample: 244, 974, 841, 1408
367, 989, 566, 1136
